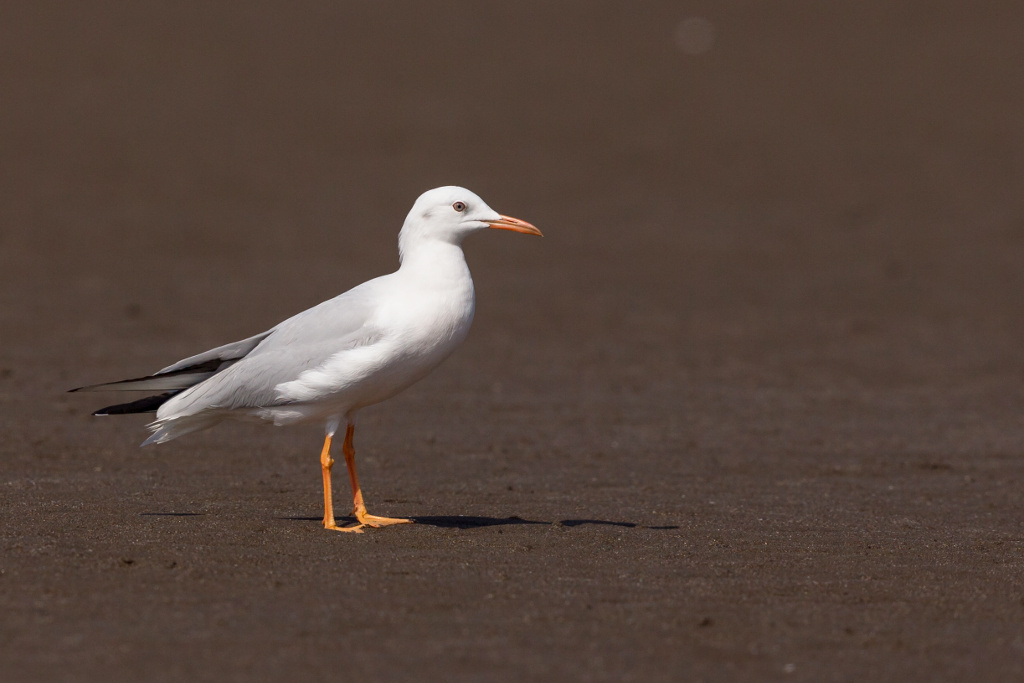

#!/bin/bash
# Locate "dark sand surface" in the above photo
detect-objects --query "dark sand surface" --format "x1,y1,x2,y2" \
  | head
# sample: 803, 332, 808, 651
3, 2, 1024, 681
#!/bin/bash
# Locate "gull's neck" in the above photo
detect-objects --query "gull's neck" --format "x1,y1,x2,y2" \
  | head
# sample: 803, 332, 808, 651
396, 238, 472, 288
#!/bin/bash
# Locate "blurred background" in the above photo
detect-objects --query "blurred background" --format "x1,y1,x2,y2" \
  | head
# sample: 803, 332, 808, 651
3, 2, 1024, 680
4, 2, 1024, 399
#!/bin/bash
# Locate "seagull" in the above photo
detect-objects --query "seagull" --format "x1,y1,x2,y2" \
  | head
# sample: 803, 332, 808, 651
71, 186, 542, 533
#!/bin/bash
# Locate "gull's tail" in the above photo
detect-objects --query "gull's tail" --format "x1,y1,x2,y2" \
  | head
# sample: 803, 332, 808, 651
69, 329, 275, 421
142, 413, 224, 446
70, 365, 224, 442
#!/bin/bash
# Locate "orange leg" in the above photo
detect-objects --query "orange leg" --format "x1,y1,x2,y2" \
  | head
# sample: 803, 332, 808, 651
320, 433, 365, 533
342, 423, 412, 528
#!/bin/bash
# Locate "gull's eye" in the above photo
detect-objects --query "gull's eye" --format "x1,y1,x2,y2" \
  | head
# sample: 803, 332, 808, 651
452, 201, 466, 212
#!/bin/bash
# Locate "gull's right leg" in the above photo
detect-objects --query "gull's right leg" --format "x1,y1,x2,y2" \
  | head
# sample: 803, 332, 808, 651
342, 423, 412, 528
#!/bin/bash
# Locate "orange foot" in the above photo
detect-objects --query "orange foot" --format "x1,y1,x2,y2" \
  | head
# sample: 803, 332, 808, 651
324, 521, 366, 533
355, 508, 413, 528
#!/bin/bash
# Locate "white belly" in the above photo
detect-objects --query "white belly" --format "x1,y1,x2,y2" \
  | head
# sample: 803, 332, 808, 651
266, 283, 475, 423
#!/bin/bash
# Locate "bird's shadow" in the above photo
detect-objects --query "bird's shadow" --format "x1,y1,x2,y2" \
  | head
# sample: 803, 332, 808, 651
277, 514, 678, 530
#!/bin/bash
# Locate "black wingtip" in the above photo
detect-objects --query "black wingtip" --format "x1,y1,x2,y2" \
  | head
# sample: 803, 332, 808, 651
91, 391, 181, 416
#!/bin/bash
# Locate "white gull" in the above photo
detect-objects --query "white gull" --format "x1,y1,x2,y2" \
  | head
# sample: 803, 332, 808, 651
72, 186, 542, 532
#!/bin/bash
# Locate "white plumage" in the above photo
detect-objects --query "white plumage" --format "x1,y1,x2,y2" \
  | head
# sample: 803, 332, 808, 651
73, 186, 541, 532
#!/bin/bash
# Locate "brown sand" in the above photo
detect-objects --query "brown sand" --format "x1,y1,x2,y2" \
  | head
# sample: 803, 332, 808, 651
3, 2, 1024, 681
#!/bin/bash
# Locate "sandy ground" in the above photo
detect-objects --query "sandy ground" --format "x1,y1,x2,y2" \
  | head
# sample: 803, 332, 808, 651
3, 2, 1024, 681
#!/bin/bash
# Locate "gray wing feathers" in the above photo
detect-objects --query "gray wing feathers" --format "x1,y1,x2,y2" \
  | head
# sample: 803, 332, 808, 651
153, 284, 382, 419
157, 330, 275, 374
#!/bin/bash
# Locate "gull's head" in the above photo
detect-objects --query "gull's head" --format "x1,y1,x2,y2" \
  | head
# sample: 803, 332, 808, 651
399, 186, 541, 258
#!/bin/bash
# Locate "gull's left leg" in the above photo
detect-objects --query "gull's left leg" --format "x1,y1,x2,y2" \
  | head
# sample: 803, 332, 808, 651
321, 431, 365, 533
342, 423, 412, 528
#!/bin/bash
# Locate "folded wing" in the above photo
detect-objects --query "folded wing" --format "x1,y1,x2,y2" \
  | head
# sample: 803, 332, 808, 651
73, 278, 385, 419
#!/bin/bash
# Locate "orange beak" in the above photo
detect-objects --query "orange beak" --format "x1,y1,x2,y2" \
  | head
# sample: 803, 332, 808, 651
486, 214, 543, 236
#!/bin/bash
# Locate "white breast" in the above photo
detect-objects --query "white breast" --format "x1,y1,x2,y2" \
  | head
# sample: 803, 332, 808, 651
273, 245, 476, 415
